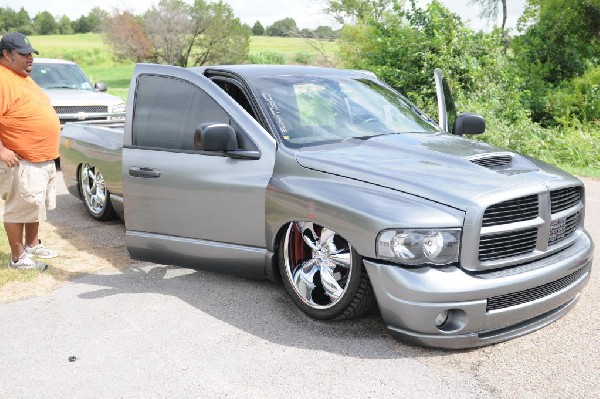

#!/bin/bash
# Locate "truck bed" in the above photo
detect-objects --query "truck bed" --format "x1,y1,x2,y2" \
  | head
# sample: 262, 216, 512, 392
60, 120, 125, 199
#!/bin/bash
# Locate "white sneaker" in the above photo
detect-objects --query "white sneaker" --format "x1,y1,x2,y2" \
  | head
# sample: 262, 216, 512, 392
24, 241, 58, 259
8, 252, 48, 271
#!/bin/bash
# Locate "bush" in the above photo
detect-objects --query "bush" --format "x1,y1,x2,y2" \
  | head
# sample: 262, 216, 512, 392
248, 51, 286, 64
59, 48, 111, 66
293, 52, 313, 64
546, 66, 600, 125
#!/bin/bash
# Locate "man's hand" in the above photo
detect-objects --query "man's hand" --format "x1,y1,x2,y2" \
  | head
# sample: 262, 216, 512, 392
0, 146, 21, 167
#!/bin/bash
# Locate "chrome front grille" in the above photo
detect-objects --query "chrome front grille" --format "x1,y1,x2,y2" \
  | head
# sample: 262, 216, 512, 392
54, 105, 108, 114
549, 212, 580, 246
482, 195, 538, 227
53, 106, 111, 125
551, 187, 581, 213
486, 267, 585, 311
476, 185, 583, 266
479, 228, 538, 261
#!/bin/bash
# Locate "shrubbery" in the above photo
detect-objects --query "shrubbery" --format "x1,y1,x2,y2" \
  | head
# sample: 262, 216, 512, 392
334, 0, 600, 175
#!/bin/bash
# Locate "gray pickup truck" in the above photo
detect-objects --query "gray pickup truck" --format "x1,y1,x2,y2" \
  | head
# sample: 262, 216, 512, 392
60, 63, 594, 349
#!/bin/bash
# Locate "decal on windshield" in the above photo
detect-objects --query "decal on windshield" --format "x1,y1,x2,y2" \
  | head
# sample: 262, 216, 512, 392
262, 92, 288, 135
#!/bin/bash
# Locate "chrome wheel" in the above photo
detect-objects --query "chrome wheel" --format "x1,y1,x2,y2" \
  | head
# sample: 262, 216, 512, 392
79, 163, 116, 220
283, 221, 353, 310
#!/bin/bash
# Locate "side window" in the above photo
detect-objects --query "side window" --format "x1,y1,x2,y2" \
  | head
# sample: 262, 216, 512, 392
132, 74, 229, 151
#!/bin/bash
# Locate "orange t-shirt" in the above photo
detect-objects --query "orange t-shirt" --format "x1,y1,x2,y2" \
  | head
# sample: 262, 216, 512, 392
0, 64, 60, 162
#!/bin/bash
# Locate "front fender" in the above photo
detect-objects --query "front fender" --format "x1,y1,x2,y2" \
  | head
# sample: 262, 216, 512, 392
265, 171, 465, 258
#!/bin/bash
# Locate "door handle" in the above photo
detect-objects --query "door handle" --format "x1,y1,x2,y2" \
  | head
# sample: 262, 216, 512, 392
129, 167, 161, 178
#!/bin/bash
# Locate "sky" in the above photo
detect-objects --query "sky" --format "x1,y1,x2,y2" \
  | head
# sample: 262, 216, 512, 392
4, 0, 527, 32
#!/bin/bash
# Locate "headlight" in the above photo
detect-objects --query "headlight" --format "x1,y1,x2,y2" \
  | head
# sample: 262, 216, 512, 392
109, 103, 126, 120
111, 103, 126, 113
377, 228, 461, 266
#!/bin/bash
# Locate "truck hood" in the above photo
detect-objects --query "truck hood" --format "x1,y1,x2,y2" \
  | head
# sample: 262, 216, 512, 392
44, 90, 124, 107
295, 133, 572, 210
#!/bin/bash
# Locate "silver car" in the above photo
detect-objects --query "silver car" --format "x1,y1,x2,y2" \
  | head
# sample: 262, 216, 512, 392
30, 58, 125, 124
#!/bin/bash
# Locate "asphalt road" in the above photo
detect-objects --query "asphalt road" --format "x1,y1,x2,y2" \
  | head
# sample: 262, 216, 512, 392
0, 174, 598, 399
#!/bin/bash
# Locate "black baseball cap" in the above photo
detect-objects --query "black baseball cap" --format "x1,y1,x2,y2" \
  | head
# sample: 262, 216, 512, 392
0, 32, 39, 55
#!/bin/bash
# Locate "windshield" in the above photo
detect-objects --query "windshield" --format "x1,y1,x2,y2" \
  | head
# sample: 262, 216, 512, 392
251, 75, 438, 147
30, 63, 94, 90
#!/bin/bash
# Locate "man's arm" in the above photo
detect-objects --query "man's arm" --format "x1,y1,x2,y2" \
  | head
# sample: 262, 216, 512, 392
0, 139, 21, 167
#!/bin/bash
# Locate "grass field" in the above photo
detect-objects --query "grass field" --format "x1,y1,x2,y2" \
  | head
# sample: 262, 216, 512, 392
30, 33, 340, 100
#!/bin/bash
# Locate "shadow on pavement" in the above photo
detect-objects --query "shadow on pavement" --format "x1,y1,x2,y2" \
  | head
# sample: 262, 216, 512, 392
71, 262, 447, 360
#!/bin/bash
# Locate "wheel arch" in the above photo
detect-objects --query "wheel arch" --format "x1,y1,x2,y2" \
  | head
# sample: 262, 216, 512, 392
266, 177, 465, 259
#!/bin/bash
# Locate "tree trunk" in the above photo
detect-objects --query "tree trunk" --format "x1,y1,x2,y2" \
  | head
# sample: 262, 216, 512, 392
501, 0, 509, 53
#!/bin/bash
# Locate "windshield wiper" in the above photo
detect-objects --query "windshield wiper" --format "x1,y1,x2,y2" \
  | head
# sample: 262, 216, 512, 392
44, 85, 75, 89
350, 133, 392, 140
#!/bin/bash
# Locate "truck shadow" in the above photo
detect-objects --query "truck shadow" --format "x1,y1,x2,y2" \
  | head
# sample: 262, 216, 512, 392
48, 191, 458, 360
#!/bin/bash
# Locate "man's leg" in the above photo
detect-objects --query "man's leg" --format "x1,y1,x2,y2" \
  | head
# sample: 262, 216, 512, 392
24, 222, 39, 249
23, 221, 57, 259
4, 222, 24, 261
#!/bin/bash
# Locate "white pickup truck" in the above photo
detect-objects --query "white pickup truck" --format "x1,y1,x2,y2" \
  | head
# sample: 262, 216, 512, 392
30, 58, 125, 125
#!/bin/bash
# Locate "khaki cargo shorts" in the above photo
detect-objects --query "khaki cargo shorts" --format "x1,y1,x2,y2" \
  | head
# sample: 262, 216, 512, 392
0, 160, 56, 223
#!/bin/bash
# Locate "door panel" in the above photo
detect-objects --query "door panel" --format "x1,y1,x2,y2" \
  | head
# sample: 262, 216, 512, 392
123, 69, 276, 260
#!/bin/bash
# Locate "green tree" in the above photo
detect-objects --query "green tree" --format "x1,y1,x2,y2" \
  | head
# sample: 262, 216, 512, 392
87, 7, 108, 33
252, 20, 265, 35
0, 7, 16, 32
15, 7, 34, 35
515, 0, 600, 84
313, 25, 337, 39
469, 0, 508, 48
189, 0, 249, 65
57, 15, 73, 35
325, 0, 392, 24
266, 17, 298, 37
469, 0, 507, 32
143, 0, 249, 67
33, 11, 58, 35
333, 0, 498, 112
72, 16, 91, 33
512, 0, 600, 124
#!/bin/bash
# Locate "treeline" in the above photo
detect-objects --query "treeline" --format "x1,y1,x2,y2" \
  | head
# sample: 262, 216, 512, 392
0, 6, 105, 35
0, 3, 338, 67
0, 6, 338, 39
250, 18, 339, 40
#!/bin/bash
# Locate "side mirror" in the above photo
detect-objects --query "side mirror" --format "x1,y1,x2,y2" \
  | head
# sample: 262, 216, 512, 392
194, 123, 238, 152
454, 113, 486, 135
95, 82, 107, 92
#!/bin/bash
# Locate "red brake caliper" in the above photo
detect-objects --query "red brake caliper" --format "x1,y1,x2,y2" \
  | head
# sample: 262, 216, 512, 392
291, 223, 306, 265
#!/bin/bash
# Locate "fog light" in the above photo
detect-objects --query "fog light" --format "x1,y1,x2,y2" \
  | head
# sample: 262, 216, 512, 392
434, 309, 467, 332
434, 310, 449, 327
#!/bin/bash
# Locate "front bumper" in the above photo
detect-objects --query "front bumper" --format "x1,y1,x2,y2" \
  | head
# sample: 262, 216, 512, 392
364, 231, 593, 349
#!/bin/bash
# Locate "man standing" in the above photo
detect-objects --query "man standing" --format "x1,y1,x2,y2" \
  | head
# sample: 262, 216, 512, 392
0, 32, 60, 270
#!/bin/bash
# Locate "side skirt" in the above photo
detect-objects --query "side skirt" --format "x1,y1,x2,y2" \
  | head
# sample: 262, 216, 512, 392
126, 230, 271, 279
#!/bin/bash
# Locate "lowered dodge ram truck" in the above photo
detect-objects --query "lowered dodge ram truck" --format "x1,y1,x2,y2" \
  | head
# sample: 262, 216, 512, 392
59, 63, 594, 349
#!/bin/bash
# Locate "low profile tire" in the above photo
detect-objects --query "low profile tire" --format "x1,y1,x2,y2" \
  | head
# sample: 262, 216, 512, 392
279, 221, 375, 320
79, 163, 117, 221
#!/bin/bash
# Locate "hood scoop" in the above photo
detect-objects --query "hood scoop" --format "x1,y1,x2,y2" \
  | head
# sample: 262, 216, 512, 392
468, 153, 513, 169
